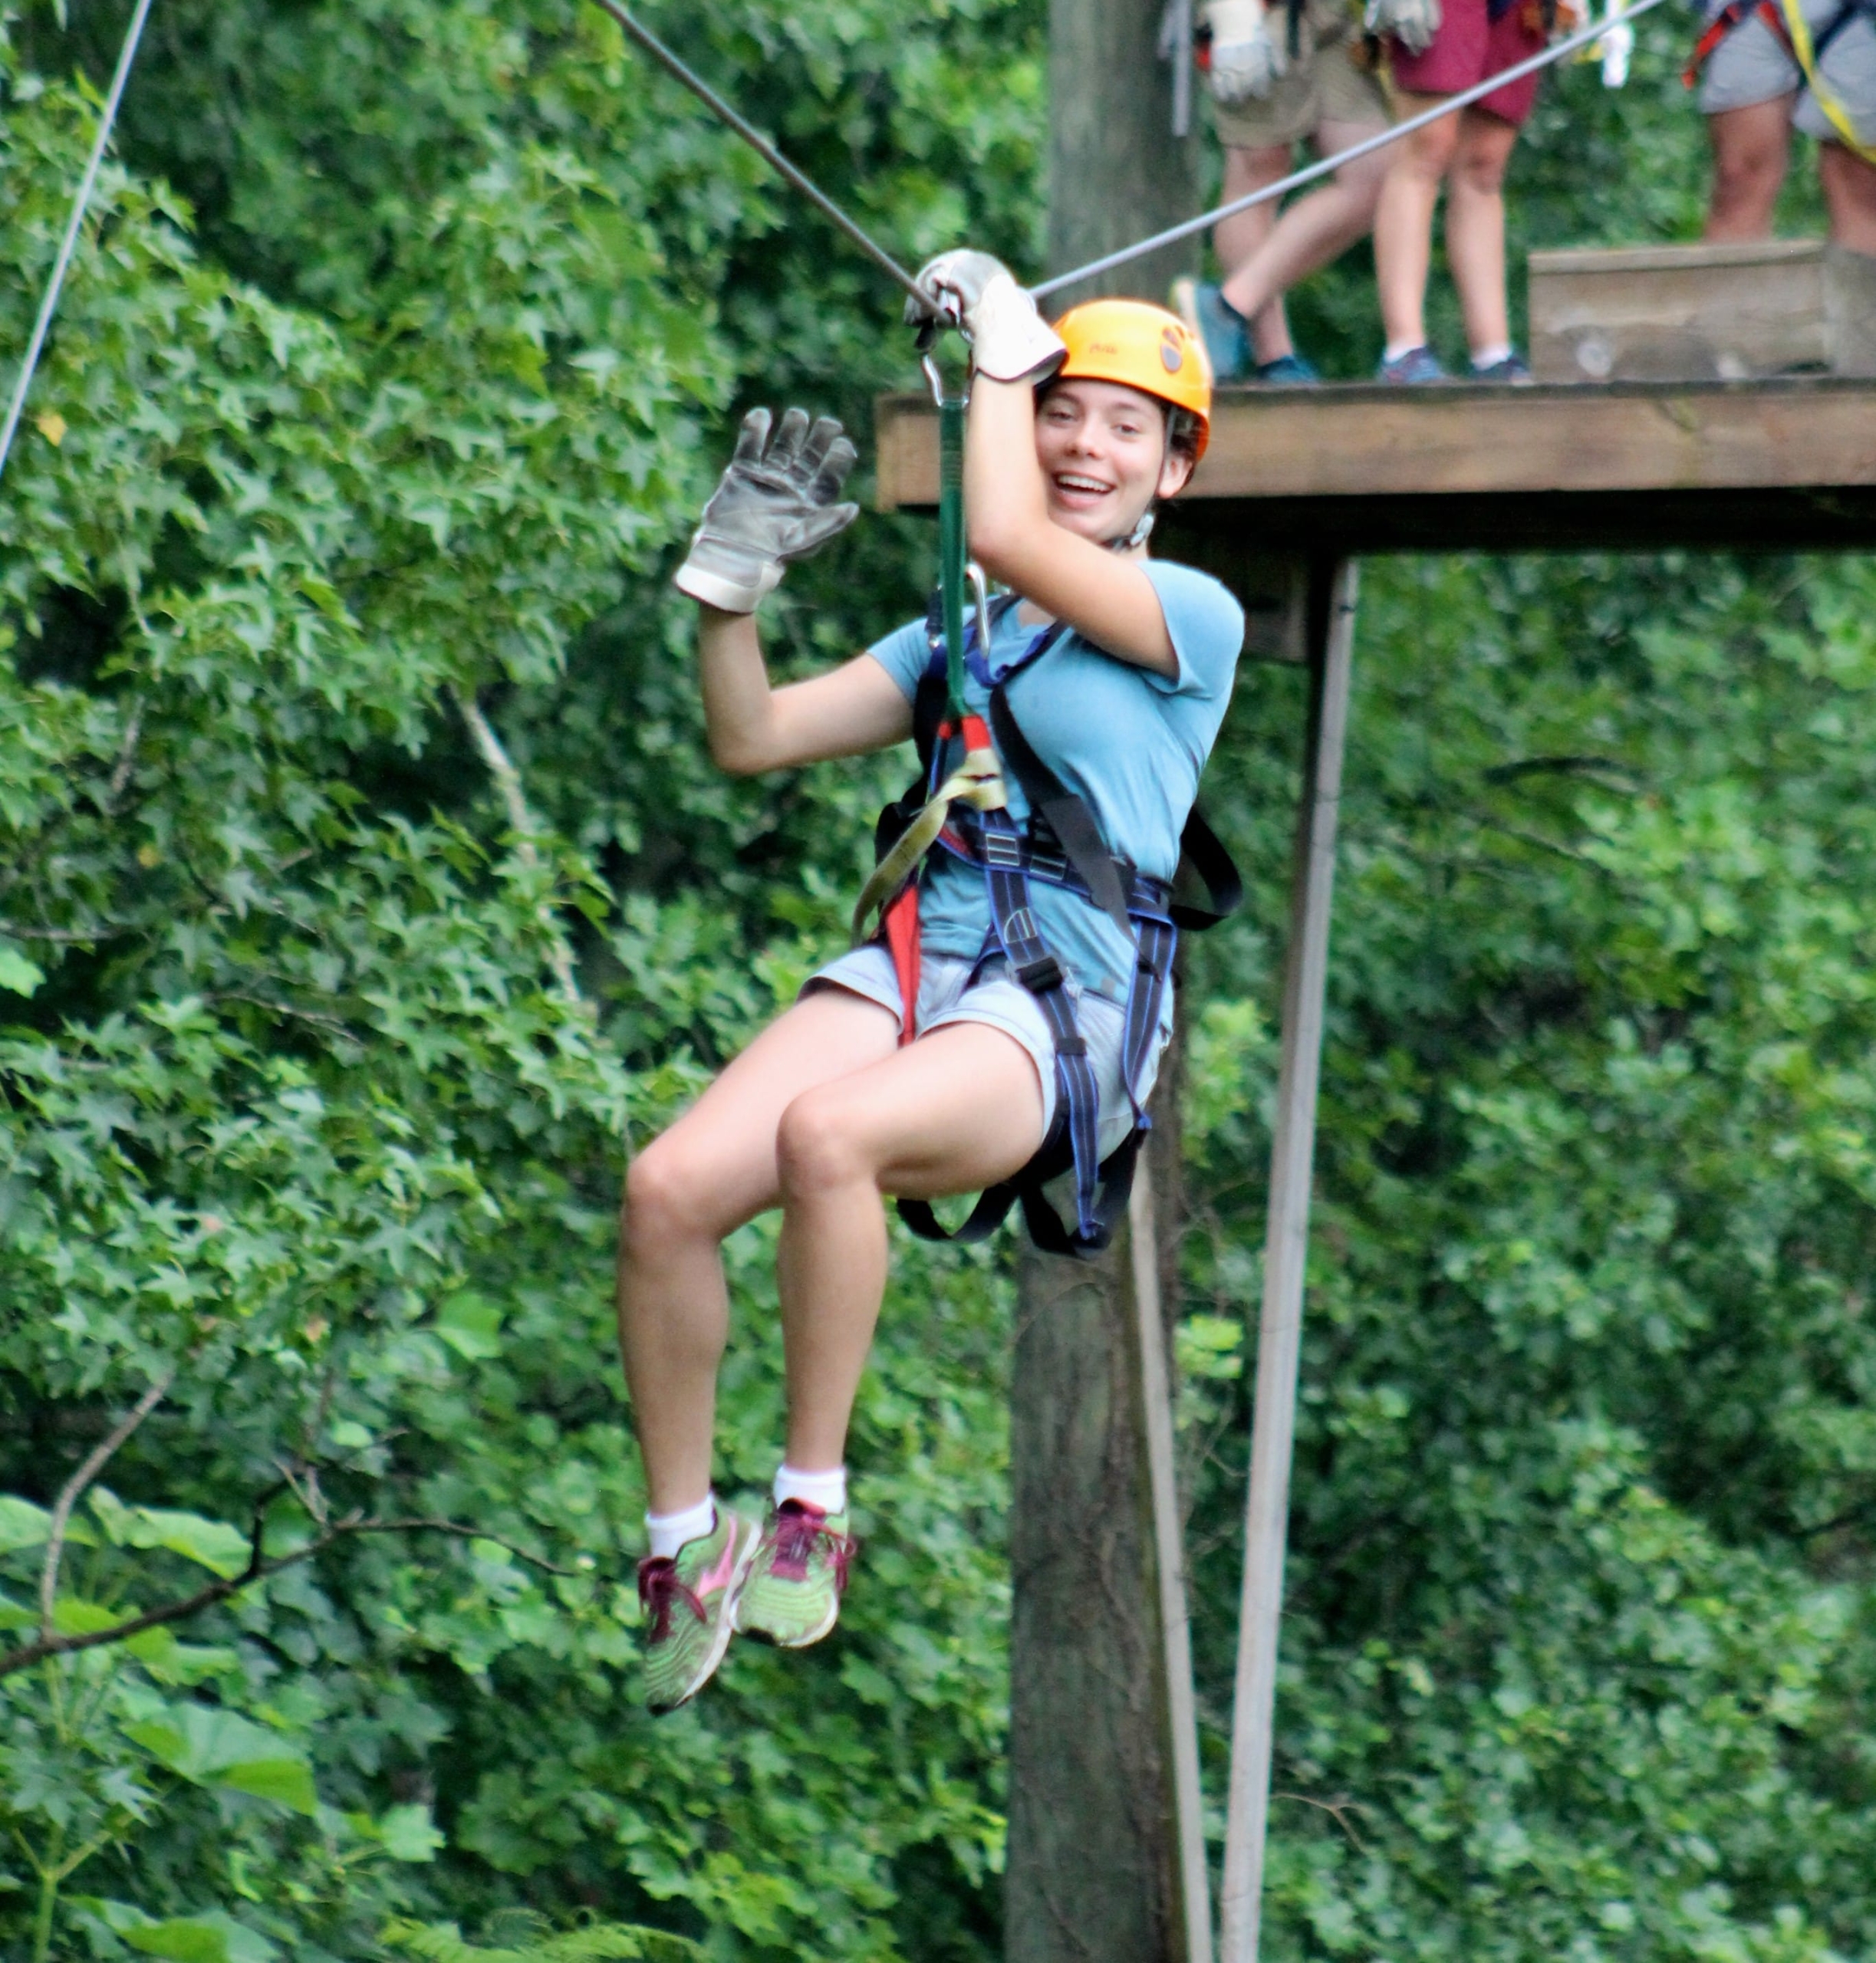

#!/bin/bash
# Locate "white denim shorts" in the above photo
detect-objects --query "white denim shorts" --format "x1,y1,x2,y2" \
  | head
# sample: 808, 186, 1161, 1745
1699, 0, 1876, 146
804, 944, 1162, 1161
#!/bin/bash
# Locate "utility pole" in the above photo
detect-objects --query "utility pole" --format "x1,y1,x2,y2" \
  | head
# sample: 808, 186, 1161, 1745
1003, 9, 1202, 1959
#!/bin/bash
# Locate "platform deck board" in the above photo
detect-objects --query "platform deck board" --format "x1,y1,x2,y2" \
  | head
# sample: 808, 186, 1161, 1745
873, 377, 1876, 554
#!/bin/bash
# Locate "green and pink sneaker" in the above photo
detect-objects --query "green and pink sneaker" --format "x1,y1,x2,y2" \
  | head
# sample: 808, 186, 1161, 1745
732, 1500, 857, 1649
636, 1505, 759, 1714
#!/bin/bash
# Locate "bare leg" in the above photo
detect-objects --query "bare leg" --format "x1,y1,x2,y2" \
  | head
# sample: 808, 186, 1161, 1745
1445, 107, 1521, 359
1820, 137, 1876, 255
1703, 96, 1795, 239
617, 985, 898, 1513
1374, 92, 1460, 352
1220, 116, 1391, 329
1214, 143, 1296, 364
773, 1021, 1046, 1470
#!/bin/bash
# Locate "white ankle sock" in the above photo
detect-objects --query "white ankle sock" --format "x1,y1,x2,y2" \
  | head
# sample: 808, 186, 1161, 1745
1470, 340, 1512, 370
774, 1464, 847, 1515
645, 1492, 716, 1560
1384, 340, 1424, 364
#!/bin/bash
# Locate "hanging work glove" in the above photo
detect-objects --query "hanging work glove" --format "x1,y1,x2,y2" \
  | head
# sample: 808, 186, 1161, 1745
673, 406, 859, 613
1367, 0, 1437, 49
905, 249, 1066, 384
1363, 0, 1441, 53
1204, 0, 1287, 102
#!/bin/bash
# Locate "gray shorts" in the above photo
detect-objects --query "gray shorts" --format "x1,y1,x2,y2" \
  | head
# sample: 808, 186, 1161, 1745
1698, 0, 1876, 146
804, 945, 1163, 1162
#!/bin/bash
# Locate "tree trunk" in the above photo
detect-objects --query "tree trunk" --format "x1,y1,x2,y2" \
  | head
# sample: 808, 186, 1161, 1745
1006, 1023, 1196, 1963
1045, 0, 1201, 307
1005, 24, 1201, 1956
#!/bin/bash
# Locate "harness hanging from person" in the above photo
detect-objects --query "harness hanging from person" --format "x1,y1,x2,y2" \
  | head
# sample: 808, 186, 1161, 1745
1684, 0, 1876, 161
854, 580, 1242, 1260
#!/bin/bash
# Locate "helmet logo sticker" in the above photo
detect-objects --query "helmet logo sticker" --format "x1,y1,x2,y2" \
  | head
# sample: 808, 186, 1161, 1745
1160, 327, 1184, 373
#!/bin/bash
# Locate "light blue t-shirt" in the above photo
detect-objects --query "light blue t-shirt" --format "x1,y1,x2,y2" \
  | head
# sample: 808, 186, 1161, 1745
865, 559, 1245, 1009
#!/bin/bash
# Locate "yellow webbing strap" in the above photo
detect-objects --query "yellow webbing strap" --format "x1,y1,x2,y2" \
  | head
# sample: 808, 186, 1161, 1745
1779, 0, 1876, 163
850, 745, 1006, 947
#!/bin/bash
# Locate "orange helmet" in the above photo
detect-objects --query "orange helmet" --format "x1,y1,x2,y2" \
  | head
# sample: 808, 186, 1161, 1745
1049, 298, 1212, 463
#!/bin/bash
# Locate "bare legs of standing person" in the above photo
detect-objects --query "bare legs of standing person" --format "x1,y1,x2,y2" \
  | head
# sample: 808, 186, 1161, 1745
1820, 139, 1876, 254
1703, 95, 1796, 238
1704, 97, 1876, 255
1374, 96, 1519, 365
1213, 123, 1389, 368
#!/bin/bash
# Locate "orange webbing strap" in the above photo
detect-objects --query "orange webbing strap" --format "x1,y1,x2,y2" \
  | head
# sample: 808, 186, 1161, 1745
1683, 0, 1778, 83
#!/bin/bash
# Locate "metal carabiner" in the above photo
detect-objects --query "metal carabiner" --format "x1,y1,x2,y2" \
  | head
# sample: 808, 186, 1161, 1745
966, 561, 994, 665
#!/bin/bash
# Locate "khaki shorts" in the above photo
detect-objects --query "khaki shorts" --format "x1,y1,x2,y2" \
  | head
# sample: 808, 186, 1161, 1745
1211, 25, 1392, 150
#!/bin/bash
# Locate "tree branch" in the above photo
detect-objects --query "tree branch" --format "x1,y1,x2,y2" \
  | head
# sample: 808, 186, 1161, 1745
4, 1508, 578, 1679
449, 684, 581, 1008
40, 1368, 177, 1639
1482, 753, 1638, 789
104, 697, 145, 810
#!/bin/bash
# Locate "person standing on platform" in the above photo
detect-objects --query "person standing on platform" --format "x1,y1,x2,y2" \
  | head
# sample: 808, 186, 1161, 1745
1689, 0, 1876, 257
1366, 0, 1555, 381
1178, 0, 1394, 384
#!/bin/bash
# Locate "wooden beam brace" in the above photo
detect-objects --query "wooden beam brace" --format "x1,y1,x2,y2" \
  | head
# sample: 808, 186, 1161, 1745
1130, 1163, 1213, 1963
1219, 558, 1360, 1963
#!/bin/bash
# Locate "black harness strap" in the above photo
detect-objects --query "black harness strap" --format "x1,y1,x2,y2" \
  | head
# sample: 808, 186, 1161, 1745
877, 587, 1242, 1258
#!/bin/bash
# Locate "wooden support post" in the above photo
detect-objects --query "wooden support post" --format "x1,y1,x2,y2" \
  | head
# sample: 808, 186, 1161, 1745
1129, 1163, 1212, 1963
1003, 4, 1206, 1957
1219, 558, 1360, 1963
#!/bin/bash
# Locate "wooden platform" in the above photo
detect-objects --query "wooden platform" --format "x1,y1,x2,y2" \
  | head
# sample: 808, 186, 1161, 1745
872, 376, 1876, 555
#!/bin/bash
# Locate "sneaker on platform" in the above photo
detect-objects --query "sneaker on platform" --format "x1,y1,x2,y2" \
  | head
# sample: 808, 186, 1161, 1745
1253, 352, 1321, 386
1470, 350, 1534, 383
1377, 344, 1448, 384
637, 1504, 759, 1715
732, 1500, 857, 1649
1171, 276, 1249, 383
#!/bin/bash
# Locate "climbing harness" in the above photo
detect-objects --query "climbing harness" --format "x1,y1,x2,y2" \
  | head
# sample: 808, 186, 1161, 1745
1683, 0, 1876, 163
857, 580, 1240, 1257
0, 0, 157, 490
847, 304, 1240, 1258
1030, 0, 1671, 298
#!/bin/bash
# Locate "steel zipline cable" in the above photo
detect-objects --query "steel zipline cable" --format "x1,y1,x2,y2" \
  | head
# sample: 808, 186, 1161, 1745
1032, 0, 1673, 298
598, 0, 1667, 315
0, 0, 1677, 497
590, 0, 929, 305
0, 0, 157, 489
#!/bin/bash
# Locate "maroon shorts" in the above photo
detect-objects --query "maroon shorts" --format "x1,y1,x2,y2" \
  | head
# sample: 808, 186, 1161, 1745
1391, 0, 1549, 124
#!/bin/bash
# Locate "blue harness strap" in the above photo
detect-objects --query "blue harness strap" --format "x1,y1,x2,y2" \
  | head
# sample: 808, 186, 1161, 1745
887, 600, 1193, 1257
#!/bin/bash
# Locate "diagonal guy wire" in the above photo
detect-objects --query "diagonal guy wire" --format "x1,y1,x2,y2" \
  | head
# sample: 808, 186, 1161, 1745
0, 0, 157, 488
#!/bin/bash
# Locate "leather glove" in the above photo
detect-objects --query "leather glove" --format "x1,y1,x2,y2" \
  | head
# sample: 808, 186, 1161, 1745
1205, 0, 1287, 103
904, 249, 1066, 384
1364, 0, 1440, 54
673, 407, 859, 613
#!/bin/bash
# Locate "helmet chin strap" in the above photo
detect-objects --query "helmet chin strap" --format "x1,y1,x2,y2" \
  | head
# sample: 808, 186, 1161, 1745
1107, 508, 1154, 551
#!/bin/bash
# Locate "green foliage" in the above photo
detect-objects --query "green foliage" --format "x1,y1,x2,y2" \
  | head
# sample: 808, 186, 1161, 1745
3, 0, 1874, 1957
1181, 555, 1876, 1958
383, 1912, 703, 1960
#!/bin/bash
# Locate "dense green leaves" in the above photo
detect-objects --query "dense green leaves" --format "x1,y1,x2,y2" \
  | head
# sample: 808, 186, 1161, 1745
3, 0, 1874, 1957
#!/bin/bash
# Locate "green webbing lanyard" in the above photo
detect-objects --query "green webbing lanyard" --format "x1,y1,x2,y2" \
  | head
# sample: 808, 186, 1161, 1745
923, 349, 971, 724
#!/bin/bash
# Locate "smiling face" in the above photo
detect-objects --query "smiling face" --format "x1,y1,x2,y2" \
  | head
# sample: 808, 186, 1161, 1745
1034, 377, 1196, 546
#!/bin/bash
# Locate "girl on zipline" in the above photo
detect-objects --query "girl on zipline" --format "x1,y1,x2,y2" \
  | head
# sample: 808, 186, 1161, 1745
619, 252, 1245, 1712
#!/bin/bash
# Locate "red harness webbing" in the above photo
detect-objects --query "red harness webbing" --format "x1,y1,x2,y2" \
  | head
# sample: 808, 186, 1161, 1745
1683, 0, 1787, 84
